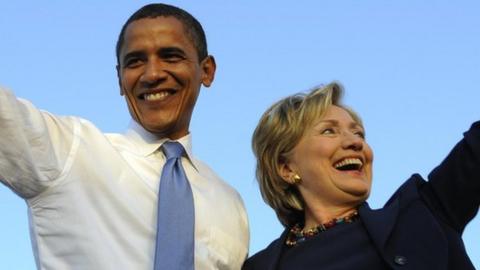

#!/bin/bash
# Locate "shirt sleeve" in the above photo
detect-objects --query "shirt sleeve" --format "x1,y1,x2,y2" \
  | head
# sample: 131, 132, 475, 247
425, 121, 480, 233
0, 86, 79, 199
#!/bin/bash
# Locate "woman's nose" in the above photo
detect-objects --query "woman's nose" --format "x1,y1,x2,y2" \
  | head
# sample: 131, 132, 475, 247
342, 132, 363, 151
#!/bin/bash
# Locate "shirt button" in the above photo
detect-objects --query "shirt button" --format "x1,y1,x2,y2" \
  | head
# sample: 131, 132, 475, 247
394, 255, 407, 266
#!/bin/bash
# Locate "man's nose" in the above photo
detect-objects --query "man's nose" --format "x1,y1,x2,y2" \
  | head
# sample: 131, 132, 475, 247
141, 59, 167, 86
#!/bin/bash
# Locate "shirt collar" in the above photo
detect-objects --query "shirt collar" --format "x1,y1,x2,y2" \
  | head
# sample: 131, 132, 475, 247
124, 120, 199, 171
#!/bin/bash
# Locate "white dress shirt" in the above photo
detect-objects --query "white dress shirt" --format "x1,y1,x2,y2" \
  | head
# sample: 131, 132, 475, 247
0, 87, 249, 270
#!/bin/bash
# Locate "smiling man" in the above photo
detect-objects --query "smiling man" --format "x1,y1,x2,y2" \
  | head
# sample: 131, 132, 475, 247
0, 3, 248, 270
117, 15, 213, 139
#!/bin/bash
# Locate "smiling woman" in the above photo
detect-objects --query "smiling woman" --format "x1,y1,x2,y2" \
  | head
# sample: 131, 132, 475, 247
281, 105, 374, 230
243, 82, 480, 270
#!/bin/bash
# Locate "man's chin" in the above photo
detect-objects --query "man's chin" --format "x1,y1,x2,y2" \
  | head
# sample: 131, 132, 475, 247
140, 122, 187, 140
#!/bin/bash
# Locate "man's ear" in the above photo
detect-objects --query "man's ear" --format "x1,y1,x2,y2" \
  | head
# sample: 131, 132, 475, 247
200, 55, 216, 87
116, 64, 124, 96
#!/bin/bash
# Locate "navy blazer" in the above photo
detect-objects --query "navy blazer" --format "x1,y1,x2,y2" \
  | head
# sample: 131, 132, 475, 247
243, 122, 480, 270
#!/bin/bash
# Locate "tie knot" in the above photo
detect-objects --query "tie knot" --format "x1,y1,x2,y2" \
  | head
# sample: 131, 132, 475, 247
162, 141, 185, 160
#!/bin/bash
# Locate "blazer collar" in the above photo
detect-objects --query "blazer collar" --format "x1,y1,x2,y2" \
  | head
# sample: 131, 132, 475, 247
262, 229, 290, 270
258, 199, 401, 270
358, 200, 399, 251
360, 175, 427, 252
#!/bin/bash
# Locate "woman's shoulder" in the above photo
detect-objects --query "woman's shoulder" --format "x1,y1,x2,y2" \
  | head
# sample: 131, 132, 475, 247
383, 174, 426, 207
242, 233, 287, 270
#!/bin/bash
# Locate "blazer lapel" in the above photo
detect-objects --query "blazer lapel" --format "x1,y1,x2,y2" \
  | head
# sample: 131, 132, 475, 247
260, 229, 289, 270
359, 200, 399, 251
257, 203, 400, 270
359, 177, 449, 270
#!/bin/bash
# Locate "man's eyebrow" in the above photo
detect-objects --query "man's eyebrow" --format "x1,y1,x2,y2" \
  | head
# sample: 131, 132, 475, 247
158, 47, 186, 56
121, 47, 187, 63
122, 51, 144, 63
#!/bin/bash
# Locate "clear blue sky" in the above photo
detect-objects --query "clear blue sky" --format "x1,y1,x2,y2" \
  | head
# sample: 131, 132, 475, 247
1, 1, 479, 269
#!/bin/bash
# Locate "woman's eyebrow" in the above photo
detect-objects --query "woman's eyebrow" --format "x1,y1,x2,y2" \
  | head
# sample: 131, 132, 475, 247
316, 119, 338, 125
315, 119, 362, 129
350, 122, 363, 129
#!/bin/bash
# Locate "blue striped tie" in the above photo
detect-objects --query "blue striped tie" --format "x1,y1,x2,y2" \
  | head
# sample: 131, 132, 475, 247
154, 141, 195, 270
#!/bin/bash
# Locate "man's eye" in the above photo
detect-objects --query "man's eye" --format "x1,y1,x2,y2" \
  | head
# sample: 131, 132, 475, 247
163, 54, 184, 63
125, 58, 142, 68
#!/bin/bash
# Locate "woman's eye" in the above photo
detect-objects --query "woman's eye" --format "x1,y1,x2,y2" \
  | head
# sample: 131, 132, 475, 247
321, 128, 335, 135
354, 130, 365, 138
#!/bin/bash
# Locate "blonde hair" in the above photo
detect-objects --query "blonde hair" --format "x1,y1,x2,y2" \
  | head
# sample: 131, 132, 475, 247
251, 82, 363, 227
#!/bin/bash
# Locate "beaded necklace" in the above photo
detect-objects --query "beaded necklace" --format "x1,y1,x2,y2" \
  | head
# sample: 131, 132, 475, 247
285, 211, 359, 247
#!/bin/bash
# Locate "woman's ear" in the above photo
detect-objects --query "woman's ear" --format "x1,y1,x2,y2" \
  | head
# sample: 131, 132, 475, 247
278, 160, 298, 185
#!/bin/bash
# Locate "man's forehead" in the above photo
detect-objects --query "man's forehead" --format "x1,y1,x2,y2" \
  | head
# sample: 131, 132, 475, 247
121, 16, 192, 51
125, 16, 186, 36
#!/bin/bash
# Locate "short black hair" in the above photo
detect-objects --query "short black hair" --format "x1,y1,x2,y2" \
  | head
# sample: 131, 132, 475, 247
116, 3, 208, 65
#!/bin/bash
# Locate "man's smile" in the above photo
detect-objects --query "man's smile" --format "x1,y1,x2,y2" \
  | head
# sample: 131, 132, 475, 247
137, 88, 179, 102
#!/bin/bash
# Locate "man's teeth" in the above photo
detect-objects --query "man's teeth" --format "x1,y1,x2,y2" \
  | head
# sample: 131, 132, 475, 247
334, 158, 363, 169
144, 92, 169, 101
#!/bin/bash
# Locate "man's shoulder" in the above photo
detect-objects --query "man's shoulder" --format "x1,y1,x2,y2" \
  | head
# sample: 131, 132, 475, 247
103, 131, 140, 152
192, 157, 237, 192
104, 132, 129, 144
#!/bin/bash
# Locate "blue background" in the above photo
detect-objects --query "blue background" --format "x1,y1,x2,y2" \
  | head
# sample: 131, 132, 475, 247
0, 1, 479, 269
